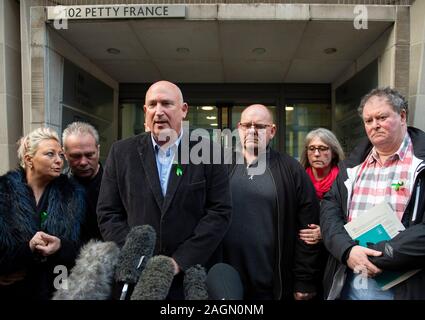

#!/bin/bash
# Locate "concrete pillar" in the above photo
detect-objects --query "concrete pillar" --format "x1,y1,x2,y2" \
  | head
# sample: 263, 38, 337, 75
0, 0, 22, 174
21, 2, 62, 136
378, 6, 410, 98
409, 0, 425, 129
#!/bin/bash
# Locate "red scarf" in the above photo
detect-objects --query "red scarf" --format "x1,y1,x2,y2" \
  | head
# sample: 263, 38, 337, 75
306, 165, 339, 200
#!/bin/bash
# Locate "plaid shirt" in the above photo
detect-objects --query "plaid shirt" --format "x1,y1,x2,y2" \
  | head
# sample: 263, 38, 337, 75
349, 133, 414, 221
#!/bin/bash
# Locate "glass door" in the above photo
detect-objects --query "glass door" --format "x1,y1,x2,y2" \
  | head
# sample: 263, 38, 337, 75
285, 103, 331, 160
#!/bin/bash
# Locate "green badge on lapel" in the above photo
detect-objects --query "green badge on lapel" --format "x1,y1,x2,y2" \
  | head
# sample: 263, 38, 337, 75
391, 181, 404, 191
40, 211, 48, 224
176, 164, 183, 176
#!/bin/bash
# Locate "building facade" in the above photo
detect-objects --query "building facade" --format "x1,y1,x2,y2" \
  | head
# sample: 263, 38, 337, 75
1, 0, 424, 173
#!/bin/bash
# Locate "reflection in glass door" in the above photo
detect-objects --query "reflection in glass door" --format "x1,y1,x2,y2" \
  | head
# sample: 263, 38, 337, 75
185, 105, 220, 142
285, 103, 331, 160
120, 103, 145, 140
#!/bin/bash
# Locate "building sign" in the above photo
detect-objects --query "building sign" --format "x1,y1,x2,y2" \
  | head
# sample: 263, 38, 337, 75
46, 5, 186, 20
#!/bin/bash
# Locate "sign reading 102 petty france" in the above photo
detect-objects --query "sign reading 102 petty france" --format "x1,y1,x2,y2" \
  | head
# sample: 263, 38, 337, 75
47, 5, 186, 20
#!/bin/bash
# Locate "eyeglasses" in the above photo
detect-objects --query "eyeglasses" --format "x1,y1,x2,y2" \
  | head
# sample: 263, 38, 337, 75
238, 122, 274, 131
307, 145, 330, 153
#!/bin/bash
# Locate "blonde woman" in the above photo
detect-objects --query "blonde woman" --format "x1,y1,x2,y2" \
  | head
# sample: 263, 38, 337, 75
0, 127, 85, 299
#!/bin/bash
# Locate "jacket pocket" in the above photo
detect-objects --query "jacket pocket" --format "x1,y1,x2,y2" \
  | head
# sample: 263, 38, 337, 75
187, 180, 206, 190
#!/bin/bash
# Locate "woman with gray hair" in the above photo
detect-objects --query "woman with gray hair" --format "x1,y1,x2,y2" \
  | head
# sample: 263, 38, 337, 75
298, 128, 344, 299
297, 128, 344, 300
0, 127, 85, 299
299, 128, 344, 245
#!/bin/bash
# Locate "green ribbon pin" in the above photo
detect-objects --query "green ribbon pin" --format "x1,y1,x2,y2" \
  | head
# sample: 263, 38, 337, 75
391, 181, 404, 191
176, 164, 183, 176
40, 211, 48, 224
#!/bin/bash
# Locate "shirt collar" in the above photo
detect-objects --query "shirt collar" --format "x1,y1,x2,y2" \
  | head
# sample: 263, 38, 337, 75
369, 132, 411, 164
151, 129, 183, 154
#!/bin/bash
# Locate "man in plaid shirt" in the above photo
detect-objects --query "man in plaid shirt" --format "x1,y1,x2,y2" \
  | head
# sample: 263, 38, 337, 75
321, 87, 425, 300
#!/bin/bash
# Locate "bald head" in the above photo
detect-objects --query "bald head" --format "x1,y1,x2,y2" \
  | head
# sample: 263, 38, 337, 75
238, 104, 276, 158
144, 80, 188, 146
145, 81, 184, 105
241, 104, 274, 124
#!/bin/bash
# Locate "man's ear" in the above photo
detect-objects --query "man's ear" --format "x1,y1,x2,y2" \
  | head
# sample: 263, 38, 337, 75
270, 124, 277, 139
400, 109, 407, 125
182, 102, 189, 119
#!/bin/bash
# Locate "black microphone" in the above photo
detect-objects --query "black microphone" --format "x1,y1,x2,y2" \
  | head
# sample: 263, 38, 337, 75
53, 240, 120, 300
206, 263, 244, 300
184, 264, 209, 300
130, 255, 175, 300
114, 225, 156, 300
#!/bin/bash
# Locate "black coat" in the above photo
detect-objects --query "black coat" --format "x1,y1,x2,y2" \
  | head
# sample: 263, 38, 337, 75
321, 127, 425, 300
227, 148, 321, 299
97, 132, 232, 271
0, 169, 86, 299
67, 164, 104, 242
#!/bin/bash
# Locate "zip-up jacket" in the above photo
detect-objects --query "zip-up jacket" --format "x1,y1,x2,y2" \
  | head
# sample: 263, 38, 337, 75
321, 126, 425, 300
229, 148, 321, 299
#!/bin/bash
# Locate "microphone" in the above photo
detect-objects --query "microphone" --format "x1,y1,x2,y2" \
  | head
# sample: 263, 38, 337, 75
130, 255, 175, 300
184, 264, 209, 300
206, 263, 244, 300
52, 240, 120, 300
114, 225, 156, 300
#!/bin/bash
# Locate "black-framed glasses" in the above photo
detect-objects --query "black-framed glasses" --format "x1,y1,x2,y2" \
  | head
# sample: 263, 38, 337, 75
238, 122, 274, 131
307, 145, 330, 153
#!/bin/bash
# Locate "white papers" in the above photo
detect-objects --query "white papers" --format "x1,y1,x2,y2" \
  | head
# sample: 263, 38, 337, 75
344, 202, 404, 240
344, 202, 420, 290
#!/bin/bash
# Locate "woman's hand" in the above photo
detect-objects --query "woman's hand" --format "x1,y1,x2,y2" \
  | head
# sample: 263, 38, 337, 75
29, 231, 61, 256
299, 224, 321, 245
294, 291, 317, 300
0, 270, 26, 286
29, 232, 47, 252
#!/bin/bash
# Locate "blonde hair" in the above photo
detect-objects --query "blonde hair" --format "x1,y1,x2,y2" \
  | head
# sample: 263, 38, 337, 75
17, 127, 61, 169
300, 128, 345, 169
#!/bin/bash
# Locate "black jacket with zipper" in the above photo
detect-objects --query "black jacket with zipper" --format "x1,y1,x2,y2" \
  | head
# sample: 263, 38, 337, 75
228, 148, 321, 299
321, 126, 425, 300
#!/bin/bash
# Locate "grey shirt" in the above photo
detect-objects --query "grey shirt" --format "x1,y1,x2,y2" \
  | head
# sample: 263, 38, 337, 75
223, 163, 277, 299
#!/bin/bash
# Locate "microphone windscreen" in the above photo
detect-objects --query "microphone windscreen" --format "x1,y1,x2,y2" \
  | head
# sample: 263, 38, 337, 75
130, 255, 175, 300
114, 225, 156, 284
184, 264, 209, 300
206, 263, 244, 300
53, 240, 120, 300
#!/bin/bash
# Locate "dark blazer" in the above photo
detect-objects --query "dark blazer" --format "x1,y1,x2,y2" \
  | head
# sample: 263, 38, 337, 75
97, 132, 232, 271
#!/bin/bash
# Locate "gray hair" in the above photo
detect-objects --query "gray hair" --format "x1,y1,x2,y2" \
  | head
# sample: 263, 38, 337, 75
17, 127, 61, 169
358, 87, 408, 119
62, 122, 99, 150
300, 128, 345, 169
